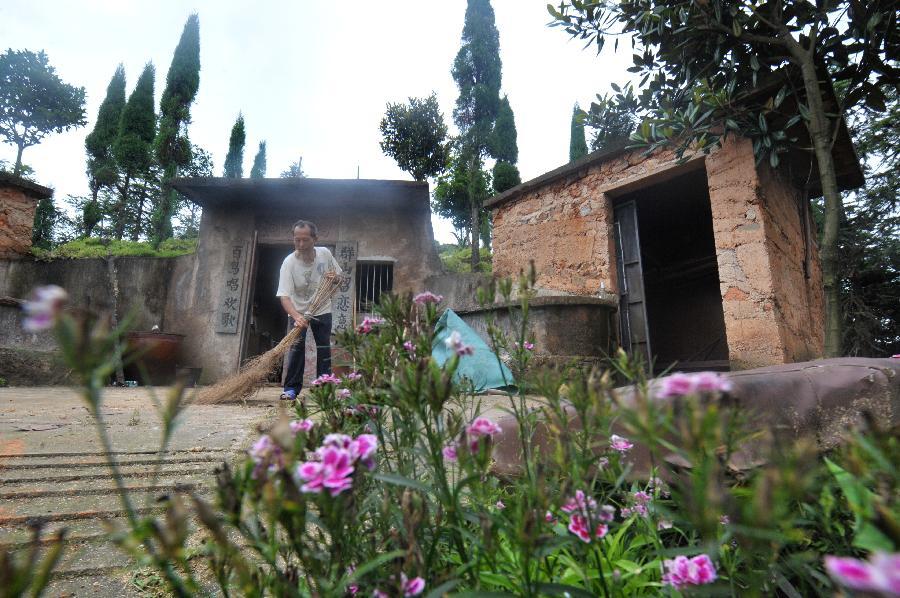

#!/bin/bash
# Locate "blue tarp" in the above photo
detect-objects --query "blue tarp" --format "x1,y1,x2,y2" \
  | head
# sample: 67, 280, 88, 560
432, 309, 515, 391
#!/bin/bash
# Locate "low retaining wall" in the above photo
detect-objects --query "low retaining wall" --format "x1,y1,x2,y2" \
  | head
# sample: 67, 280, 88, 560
456, 295, 618, 369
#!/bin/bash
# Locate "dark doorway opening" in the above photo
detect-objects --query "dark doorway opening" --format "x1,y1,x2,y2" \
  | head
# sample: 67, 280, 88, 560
245, 244, 293, 381
614, 167, 729, 373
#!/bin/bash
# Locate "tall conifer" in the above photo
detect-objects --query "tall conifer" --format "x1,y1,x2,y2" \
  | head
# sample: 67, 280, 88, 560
491, 94, 520, 194
250, 141, 266, 178
223, 113, 245, 178
84, 65, 125, 237
111, 63, 155, 239
569, 102, 588, 162
452, 0, 502, 270
150, 13, 200, 245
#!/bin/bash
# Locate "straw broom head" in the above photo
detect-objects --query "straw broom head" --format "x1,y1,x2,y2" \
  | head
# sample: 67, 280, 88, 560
195, 271, 343, 404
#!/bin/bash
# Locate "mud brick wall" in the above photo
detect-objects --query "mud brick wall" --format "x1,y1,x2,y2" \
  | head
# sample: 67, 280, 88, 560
492, 147, 689, 294
491, 137, 825, 369
0, 185, 41, 259
757, 164, 825, 362
707, 137, 824, 367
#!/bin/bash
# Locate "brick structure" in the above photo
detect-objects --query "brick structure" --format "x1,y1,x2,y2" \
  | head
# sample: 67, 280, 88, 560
487, 135, 860, 371
0, 174, 52, 259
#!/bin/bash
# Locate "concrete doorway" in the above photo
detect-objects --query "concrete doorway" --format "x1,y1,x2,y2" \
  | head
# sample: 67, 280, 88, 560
613, 167, 729, 373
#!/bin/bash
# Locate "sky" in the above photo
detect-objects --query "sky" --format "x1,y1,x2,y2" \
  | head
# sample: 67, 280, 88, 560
0, 0, 632, 243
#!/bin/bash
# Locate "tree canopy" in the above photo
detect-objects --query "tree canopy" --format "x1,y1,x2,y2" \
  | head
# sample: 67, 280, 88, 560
379, 93, 449, 182
0, 49, 86, 176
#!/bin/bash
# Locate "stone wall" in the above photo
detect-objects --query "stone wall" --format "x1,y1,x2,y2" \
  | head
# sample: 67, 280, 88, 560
0, 255, 189, 384
490, 137, 826, 370
0, 177, 51, 259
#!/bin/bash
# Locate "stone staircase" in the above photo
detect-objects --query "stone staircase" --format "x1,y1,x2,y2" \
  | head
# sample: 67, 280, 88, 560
0, 387, 278, 597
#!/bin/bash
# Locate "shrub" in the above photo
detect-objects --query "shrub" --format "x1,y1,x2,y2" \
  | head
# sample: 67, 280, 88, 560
33, 236, 197, 259
438, 243, 491, 273
10, 277, 898, 597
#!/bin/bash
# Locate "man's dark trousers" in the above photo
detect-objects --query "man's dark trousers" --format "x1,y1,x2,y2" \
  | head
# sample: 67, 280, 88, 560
284, 313, 332, 393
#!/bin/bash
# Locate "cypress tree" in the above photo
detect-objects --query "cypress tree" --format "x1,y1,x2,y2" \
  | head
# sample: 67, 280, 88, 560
250, 140, 266, 178
31, 196, 58, 250
452, 0, 502, 271
84, 64, 125, 235
111, 62, 155, 239
569, 102, 588, 162
491, 94, 520, 194
491, 95, 517, 164
223, 113, 245, 178
150, 13, 201, 246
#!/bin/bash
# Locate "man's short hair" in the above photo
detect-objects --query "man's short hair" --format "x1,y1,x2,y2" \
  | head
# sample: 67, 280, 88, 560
292, 220, 318, 237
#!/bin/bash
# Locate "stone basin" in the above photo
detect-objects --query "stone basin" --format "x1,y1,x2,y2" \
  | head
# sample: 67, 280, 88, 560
124, 331, 185, 385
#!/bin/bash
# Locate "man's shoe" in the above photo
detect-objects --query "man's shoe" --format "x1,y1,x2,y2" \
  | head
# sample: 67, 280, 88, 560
280, 389, 297, 401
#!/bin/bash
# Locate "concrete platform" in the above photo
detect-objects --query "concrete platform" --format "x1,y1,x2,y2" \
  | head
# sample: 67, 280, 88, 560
0, 385, 280, 596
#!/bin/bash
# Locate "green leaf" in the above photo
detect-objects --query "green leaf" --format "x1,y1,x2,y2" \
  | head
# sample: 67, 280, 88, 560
425, 579, 461, 598
372, 472, 431, 494
340, 549, 406, 588
853, 522, 894, 552
535, 583, 595, 597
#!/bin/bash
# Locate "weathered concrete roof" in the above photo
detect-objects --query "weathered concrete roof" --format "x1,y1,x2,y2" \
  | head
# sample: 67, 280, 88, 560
0, 173, 53, 200
172, 177, 428, 209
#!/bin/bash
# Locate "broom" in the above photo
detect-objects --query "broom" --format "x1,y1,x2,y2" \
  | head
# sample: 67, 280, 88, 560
195, 270, 344, 404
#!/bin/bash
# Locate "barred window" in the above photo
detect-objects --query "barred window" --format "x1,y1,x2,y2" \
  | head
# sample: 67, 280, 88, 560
355, 262, 394, 315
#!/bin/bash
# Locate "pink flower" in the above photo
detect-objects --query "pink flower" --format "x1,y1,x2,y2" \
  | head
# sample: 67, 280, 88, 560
445, 330, 474, 356
312, 373, 342, 386
372, 591, 388, 598
719, 514, 730, 525
401, 573, 425, 597
337, 388, 352, 399
656, 371, 732, 398
350, 433, 378, 470
825, 553, 900, 595
295, 434, 378, 496
296, 445, 355, 496
357, 316, 384, 334
545, 510, 556, 523
633, 491, 651, 505
413, 291, 443, 305
620, 507, 632, 518
347, 371, 363, 381
513, 341, 535, 351
442, 442, 458, 462
495, 500, 506, 510
466, 417, 502, 453
610, 434, 633, 453
662, 554, 717, 589
658, 519, 673, 530
561, 490, 598, 515
249, 434, 284, 478
22, 285, 67, 332
403, 340, 416, 356
598, 504, 616, 522
289, 419, 315, 434
568, 514, 608, 543
693, 371, 733, 393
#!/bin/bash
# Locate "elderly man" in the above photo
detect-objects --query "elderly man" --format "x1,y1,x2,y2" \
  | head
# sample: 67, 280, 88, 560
275, 219, 342, 400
